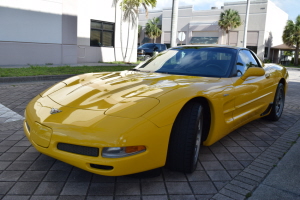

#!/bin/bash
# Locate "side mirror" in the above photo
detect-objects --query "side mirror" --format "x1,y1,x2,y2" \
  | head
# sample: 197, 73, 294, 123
241, 67, 265, 80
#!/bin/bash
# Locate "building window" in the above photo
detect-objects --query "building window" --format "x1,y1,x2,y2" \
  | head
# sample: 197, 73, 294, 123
90, 20, 114, 47
190, 37, 218, 44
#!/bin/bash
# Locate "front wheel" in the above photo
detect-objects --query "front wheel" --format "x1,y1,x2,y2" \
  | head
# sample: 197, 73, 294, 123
166, 101, 203, 173
266, 83, 285, 121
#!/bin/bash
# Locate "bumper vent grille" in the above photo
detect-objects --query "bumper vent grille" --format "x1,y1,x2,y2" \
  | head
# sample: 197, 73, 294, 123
90, 164, 113, 170
57, 143, 99, 157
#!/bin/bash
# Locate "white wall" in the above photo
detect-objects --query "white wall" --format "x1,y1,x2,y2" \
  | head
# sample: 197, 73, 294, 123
265, 1, 288, 48
0, 0, 63, 44
0, 0, 79, 65
77, 0, 137, 63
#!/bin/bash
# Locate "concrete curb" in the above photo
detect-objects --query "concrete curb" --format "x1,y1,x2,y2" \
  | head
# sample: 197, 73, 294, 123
0, 63, 137, 68
0, 74, 74, 83
286, 67, 300, 71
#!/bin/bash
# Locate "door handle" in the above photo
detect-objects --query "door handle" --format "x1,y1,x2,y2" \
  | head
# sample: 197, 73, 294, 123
265, 73, 270, 78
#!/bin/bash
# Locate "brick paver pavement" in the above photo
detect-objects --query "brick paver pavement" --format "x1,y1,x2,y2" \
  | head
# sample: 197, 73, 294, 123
0, 69, 299, 200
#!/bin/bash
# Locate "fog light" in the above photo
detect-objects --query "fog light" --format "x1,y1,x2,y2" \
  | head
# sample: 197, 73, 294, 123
102, 146, 146, 158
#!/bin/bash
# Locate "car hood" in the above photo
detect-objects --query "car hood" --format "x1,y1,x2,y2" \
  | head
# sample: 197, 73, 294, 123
46, 71, 219, 111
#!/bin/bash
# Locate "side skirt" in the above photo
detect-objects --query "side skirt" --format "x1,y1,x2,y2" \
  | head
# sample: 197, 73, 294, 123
260, 103, 273, 116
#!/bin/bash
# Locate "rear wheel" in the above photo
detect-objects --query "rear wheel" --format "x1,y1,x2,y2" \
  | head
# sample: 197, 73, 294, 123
266, 83, 285, 121
166, 101, 203, 173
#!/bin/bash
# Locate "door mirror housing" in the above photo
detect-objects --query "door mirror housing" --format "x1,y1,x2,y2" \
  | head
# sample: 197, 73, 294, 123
241, 67, 265, 80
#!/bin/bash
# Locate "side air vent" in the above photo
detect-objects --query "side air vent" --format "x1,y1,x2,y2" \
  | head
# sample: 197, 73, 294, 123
57, 143, 99, 157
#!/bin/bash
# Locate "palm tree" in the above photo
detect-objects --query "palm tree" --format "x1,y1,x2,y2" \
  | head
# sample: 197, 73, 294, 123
116, 0, 156, 62
112, 0, 119, 61
218, 9, 242, 45
122, 1, 138, 62
282, 15, 300, 66
145, 17, 162, 43
123, 0, 156, 17
138, 25, 142, 38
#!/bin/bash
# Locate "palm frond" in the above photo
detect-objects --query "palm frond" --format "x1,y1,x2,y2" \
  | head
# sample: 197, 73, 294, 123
218, 9, 242, 33
145, 17, 162, 40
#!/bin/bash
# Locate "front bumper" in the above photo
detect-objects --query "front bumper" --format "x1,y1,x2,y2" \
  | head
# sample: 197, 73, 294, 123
24, 95, 172, 176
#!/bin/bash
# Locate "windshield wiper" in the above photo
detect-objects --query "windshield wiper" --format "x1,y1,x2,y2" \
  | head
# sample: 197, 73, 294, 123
129, 68, 141, 71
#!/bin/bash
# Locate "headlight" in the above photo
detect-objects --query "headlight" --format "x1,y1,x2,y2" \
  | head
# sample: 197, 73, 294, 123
102, 146, 146, 158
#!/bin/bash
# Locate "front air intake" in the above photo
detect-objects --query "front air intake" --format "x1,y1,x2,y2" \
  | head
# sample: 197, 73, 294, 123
90, 164, 114, 170
57, 143, 99, 157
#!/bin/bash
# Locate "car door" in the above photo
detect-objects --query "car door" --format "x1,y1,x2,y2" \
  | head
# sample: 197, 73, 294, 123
231, 49, 274, 127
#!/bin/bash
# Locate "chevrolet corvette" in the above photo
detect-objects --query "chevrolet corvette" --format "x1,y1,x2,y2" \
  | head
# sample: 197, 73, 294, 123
24, 46, 288, 176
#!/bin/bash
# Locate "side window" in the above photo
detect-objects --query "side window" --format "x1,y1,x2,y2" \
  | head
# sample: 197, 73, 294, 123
240, 50, 259, 68
236, 52, 246, 76
235, 50, 259, 77
250, 50, 263, 67
154, 44, 160, 51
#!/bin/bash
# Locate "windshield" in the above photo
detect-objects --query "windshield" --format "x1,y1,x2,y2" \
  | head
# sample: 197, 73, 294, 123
139, 43, 155, 48
135, 47, 237, 77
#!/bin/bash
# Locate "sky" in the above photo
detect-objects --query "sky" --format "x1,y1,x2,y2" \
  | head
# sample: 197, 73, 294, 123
150, 0, 299, 20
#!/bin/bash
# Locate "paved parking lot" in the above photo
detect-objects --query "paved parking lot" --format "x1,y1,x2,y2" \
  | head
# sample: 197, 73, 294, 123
0, 69, 300, 200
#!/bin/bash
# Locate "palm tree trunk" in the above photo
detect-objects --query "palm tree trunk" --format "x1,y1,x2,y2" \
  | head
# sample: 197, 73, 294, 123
120, 3, 125, 62
129, 19, 137, 62
125, 18, 131, 62
227, 31, 230, 45
114, 2, 117, 61
295, 43, 299, 66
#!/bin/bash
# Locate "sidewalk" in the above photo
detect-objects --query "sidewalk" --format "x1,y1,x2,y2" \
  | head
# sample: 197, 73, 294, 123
249, 134, 300, 200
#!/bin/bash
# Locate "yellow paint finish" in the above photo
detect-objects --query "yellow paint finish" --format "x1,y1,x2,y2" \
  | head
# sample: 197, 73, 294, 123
24, 65, 288, 175
105, 97, 159, 118
30, 122, 52, 148
24, 99, 172, 175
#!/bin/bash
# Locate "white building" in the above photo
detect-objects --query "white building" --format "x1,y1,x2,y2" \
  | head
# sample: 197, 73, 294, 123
0, 0, 137, 66
139, 0, 288, 61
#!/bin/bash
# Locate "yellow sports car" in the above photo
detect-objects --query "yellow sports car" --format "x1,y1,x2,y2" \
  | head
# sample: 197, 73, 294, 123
24, 46, 288, 176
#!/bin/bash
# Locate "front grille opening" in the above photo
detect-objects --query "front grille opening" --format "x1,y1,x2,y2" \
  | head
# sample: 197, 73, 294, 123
57, 143, 99, 157
90, 164, 114, 170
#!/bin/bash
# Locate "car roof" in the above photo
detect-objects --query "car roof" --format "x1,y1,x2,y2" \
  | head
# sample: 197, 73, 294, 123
171, 45, 246, 50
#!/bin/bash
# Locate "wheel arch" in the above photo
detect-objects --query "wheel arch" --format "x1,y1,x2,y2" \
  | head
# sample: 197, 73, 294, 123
165, 96, 212, 172
179, 97, 212, 142
279, 78, 287, 94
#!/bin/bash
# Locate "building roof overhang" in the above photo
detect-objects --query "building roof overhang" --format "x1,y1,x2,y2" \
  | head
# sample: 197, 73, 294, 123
271, 44, 296, 50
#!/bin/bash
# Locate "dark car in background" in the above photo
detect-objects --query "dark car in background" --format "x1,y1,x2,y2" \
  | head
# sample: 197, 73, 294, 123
137, 43, 167, 60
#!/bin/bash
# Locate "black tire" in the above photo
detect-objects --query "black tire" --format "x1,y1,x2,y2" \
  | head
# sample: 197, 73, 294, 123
266, 83, 285, 121
166, 101, 203, 173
